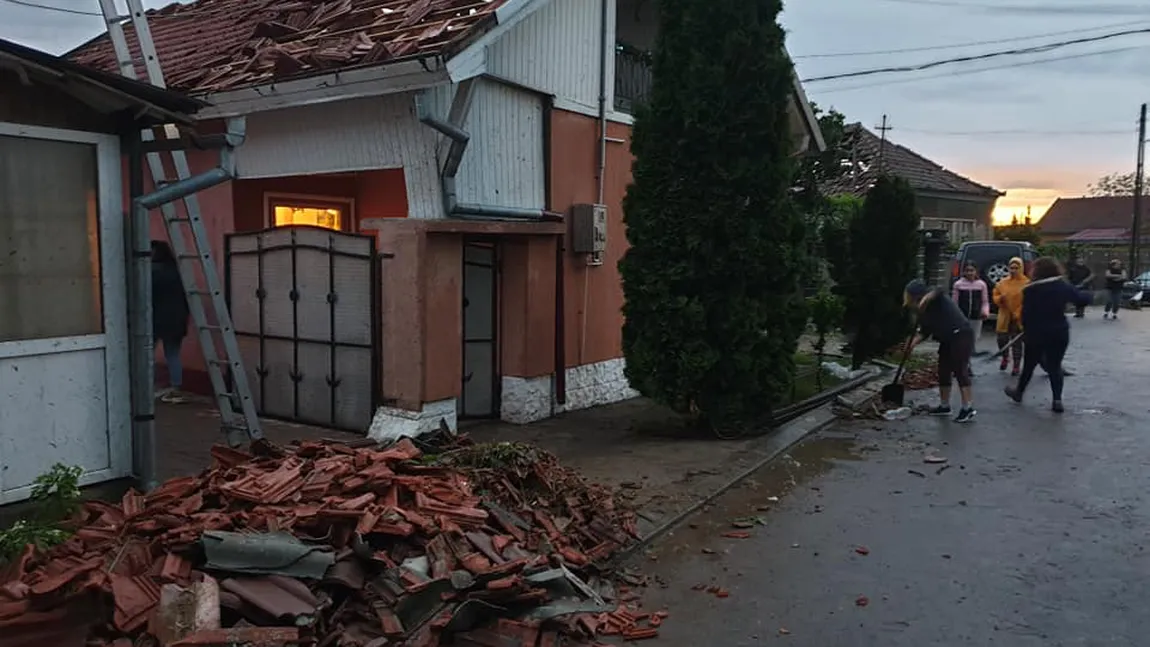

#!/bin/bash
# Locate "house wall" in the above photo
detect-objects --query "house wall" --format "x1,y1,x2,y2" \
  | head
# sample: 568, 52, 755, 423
487, 0, 609, 117
499, 108, 638, 423
233, 94, 442, 219
427, 79, 548, 210
231, 170, 409, 232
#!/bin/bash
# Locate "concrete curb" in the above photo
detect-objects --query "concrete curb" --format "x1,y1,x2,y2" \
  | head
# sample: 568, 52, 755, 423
612, 373, 885, 564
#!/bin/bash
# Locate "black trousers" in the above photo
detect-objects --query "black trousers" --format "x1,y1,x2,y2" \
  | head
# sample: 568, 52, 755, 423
938, 329, 975, 388
1017, 330, 1070, 400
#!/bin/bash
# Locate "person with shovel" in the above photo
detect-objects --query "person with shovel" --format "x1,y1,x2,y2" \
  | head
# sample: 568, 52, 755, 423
904, 279, 977, 423
1004, 257, 1092, 413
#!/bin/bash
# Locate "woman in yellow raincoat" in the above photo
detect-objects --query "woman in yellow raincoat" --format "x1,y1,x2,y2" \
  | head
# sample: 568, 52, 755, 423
993, 256, 1028, 375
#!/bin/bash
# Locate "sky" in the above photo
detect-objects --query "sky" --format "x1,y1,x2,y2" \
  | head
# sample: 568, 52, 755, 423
1, 0, 1147, 225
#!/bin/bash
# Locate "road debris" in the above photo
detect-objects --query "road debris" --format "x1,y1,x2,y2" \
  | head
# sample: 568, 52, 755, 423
923, 453, 948, 464
855, 595, 869, 607
0, 436, 651, 646
854, 546, 870, 556
721, 531, 752, 540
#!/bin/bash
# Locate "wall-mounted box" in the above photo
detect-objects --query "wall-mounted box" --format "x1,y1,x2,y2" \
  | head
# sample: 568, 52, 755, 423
570, 203, 607, 254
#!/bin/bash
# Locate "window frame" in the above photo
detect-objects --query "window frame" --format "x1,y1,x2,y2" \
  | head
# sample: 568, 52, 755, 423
263, 192, 356, 232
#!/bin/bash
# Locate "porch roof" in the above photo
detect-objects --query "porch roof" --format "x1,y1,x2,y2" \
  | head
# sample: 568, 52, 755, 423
67, 0, 513, 95
0, 38, 204, 126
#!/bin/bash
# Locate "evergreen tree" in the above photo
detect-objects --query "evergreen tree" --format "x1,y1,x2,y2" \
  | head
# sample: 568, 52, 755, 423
843, 176, 921, 368
619, 0, 807, 433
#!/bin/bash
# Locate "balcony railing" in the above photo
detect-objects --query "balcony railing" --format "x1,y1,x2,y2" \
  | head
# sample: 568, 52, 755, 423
614, 43, 652, 113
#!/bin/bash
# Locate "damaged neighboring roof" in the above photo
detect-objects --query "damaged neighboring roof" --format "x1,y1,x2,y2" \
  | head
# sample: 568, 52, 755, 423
67, 0, 517, 94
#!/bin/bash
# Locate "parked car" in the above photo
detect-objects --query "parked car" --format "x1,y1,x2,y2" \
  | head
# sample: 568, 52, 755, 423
1122, 270, 1150, 308
949, 241, 1038, 318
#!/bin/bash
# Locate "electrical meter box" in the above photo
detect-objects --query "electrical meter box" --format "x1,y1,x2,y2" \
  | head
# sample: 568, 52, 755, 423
570, 203, 607, 253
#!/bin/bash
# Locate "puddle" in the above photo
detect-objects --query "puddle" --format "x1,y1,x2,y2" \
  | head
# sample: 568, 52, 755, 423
636, 434, 867, 564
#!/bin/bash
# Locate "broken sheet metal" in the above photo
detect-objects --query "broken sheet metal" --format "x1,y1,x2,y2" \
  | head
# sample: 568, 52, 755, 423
201, 531, 334, 579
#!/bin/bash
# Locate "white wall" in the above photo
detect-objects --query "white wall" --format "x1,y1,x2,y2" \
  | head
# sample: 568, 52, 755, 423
487, 0, 611, 117
234, 94, 442, 219
455, 81, 546, 210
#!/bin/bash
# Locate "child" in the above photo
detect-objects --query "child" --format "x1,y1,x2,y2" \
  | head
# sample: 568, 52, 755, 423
1004, 257, 1092, 413
905, 279, 977, 423
1103, 259, 1127, 320
952, 262, 990, 345
992, 257, 1028, 376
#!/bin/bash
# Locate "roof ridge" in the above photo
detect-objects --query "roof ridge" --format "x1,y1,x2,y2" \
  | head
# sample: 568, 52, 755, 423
846, 124, 997, 193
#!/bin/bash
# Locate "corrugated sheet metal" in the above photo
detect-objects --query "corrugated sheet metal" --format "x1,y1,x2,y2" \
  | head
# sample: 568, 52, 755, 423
455, 81, 546, 209
486, 0, 605, 112
235, 94, 442, 219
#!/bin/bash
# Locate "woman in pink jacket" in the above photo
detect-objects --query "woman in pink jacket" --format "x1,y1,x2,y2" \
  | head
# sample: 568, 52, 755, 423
952, 261, 990, 347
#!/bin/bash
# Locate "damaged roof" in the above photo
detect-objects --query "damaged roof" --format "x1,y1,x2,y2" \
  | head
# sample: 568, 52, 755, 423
823, 123, 1003, 199
67, 0, 511, 94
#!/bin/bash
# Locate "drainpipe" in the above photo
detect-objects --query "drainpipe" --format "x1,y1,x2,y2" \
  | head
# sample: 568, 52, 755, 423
416, 84, 557, 221
129, 117, 246, 492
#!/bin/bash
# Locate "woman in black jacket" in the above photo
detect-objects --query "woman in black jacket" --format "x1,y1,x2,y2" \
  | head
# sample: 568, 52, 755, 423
152, 240, 190, 404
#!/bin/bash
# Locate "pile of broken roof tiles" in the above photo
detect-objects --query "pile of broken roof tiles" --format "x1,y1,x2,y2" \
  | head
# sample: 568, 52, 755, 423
0, 437, 665, 646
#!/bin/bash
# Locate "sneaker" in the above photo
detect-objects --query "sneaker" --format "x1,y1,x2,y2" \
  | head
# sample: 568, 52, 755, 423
1052, 401, 1064, 414
999, 358, 1009, 371
954, 407, 977, 423
927, 405, 952, 416
1011, 368, 1020, 377
160, 390, 188, 404
1004, 385, 1022, 403
1103, 313, 1110, 320
154, 387, 174, 400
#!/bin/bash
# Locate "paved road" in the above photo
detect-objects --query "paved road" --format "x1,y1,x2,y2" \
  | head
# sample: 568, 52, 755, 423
636, 310, 1150, 646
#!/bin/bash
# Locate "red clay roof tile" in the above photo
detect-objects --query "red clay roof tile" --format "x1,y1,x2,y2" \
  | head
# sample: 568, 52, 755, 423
68, 0, 511, 94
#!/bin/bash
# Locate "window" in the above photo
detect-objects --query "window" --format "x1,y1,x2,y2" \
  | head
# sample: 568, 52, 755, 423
266, 195, 352, 231
0, 134, 103, 342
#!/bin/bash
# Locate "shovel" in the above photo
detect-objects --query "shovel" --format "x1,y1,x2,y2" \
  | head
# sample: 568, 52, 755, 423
880, 336, 914, 406
985, 333, 1024, 362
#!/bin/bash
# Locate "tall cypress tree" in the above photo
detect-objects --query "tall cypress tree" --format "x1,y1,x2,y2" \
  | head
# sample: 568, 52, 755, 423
619, 0, 807, 433
844, 175, 921, 368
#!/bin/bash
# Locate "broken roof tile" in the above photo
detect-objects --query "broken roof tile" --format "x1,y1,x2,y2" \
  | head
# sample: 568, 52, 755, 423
68, 0, 512, 94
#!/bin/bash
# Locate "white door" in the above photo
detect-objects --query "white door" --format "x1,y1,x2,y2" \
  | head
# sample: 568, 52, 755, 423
0, 123, 130, 503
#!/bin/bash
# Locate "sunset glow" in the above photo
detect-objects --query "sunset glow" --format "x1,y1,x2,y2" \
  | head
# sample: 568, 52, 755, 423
990, 188, 1066, 227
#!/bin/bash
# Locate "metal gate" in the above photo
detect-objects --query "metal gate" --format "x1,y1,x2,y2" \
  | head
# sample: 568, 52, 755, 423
225, 226, 379, 431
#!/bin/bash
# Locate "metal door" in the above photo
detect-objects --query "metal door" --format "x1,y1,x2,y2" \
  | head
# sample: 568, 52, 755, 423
226, 226, 379, 431
461, 242, 499, 418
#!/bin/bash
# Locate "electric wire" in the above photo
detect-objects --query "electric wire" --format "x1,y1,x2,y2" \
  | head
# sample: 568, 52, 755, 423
810, 45, 1144, 93
0, 0, 102, 16
878, 0, 1150, 12
793, 20, 1150, 58
801, 27, 1150, 83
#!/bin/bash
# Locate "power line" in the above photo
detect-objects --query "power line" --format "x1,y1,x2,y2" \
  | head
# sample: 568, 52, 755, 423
800, 27, 1150, 83
812, 46, 1143, 93
793, 20, 1149, 58
0, 0, 101, 16
896, 127, 1134, 137
879, 0, 1150, 12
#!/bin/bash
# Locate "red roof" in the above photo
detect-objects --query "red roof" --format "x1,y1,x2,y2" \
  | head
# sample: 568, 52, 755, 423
1065, 227, 1130, 243
1037, 196, 1144, 235
67, 0, 509, 94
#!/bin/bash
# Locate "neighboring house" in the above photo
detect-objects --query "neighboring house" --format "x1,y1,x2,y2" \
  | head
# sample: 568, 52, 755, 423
0, 38, 203, 503
69, 0, 825, 439
822, 124, 1003, 243
1036, 196, 1146, 244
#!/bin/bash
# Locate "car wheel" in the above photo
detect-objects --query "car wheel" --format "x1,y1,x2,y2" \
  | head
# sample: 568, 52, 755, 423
985, 262, 1011, 285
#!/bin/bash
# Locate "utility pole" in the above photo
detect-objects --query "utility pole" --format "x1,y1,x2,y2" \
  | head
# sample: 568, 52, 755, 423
876, 115, 892, 173
1131, 103, 1146, 275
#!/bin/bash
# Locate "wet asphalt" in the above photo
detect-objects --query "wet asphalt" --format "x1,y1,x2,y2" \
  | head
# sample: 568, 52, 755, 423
634, 309, 1150, 646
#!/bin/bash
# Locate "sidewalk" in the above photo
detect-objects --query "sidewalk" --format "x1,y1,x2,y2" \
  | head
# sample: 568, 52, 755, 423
154, 395, 845, 539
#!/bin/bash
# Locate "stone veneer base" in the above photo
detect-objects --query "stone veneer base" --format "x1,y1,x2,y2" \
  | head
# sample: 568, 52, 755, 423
500, 356, 640, 424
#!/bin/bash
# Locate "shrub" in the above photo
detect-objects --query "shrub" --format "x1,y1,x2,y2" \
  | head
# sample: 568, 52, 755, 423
0, 463, 82, 563
842, 176, 921, 368
807, 288, 845, 389
619, 0, 807, 433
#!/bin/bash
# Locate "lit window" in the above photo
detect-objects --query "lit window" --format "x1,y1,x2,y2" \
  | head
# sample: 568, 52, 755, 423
272, 204, 343, 230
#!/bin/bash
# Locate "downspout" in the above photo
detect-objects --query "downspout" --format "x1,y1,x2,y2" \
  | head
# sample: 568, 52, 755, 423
415, 84, 560, 221
580, 0, 611, 364
130, 117, 246, 492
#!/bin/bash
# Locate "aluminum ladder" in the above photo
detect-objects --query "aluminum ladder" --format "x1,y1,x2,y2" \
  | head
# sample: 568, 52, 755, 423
96, 0, 263, 443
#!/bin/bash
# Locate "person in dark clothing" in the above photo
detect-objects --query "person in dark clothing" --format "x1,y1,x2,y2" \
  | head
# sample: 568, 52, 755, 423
1103, 259, 1127, 320
1004, 257, 1092, 413
905, 279, 976, 423
1066, 257, 1094, 318
152, 240, 190, 404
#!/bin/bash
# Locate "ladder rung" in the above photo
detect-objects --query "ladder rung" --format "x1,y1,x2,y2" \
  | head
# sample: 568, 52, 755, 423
208, 358, 236, 366
177, 253, 207, 260
198, 324, 223, 331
